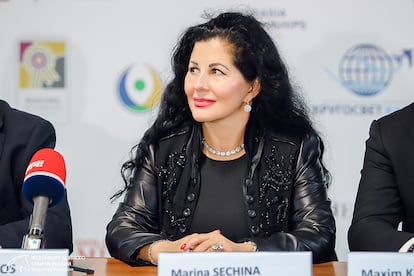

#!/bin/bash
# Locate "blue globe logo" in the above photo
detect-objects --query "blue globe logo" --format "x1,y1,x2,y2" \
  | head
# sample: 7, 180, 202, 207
339, 44, 393, 96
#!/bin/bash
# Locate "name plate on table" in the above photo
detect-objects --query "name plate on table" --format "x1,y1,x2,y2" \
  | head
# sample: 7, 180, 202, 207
348, 252, 414, 276
0, 249, 68, 276
158, 251, 312, 276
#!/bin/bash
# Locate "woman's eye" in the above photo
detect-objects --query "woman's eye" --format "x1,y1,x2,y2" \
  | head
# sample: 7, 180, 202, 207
189, 66, 198, 73
212, 68, 224, 75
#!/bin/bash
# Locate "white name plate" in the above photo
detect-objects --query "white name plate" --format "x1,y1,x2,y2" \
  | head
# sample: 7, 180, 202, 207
158, 251, 312, 276
0, 249, 68, 276
348, 252, 414, 276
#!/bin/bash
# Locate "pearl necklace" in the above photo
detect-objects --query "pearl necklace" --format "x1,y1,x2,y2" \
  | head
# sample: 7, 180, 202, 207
201, 138, 244, 157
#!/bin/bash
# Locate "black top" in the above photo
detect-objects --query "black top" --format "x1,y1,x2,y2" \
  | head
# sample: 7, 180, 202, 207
189, 154, 250, 241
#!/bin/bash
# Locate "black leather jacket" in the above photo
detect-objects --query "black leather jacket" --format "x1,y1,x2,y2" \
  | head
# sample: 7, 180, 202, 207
106, 123, 336, 265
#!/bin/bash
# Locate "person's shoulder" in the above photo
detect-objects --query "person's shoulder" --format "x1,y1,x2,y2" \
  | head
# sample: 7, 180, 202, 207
377, 102, 414, 127
0, 100, 51, 124
159, 124, 192, 142
0, 100, 55, 134
265, 128, 305, 147
153, 124, 193, 161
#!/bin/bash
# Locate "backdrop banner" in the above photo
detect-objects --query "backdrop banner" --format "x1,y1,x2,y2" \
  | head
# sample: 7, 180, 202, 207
0, 0, 413, 261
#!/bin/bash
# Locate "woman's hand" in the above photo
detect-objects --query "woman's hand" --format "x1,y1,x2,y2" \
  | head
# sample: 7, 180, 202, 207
143, 239, 185, 264
141, 230, 256, 264
179, 230, 254, 252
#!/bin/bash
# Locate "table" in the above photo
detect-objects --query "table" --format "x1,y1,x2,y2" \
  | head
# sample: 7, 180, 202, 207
70, 258, 347, 275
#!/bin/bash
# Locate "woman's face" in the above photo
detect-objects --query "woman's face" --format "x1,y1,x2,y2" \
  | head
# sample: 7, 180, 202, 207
184, 38, 256, 125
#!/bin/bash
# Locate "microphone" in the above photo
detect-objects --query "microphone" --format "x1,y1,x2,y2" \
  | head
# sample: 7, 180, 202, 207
21, 148, 66, 250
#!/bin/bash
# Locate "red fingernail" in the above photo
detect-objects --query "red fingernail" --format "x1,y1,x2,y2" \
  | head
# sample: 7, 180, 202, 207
180, 243, 187, 250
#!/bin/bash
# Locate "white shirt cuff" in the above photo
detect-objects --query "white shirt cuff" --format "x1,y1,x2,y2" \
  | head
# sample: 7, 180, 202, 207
399, 237, 414, 252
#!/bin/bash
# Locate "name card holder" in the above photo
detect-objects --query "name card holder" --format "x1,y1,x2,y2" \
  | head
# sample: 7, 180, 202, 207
158, 251, 312, 276
348, 252, 414, 276
0, 249, 68, 276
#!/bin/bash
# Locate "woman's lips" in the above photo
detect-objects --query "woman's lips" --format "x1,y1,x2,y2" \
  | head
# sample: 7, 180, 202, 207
194, 97, 216, 107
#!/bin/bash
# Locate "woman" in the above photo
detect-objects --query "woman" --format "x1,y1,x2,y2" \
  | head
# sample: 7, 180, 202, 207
106, 11, 336, 265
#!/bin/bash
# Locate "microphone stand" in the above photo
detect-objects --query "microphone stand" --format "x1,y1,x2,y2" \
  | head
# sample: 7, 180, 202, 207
21, 196, 49, 249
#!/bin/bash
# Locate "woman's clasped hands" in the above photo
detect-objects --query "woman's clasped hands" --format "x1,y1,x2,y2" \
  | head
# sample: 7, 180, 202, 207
149, 230, 256, 264
179, 229, 253, 252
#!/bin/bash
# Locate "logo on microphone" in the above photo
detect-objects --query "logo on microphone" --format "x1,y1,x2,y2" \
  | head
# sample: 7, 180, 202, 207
117, 63, 162, 112
25, 160, 45, 172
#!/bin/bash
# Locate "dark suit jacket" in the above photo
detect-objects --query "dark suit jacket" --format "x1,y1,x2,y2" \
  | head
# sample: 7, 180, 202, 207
348, 102, 414, 251
0, 100, 73, 251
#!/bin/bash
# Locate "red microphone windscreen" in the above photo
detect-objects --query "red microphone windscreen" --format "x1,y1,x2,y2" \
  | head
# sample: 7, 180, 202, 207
22, 148, 66, 206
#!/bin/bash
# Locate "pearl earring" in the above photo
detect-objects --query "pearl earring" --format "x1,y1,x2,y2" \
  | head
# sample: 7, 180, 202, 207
244, 103, 252, 112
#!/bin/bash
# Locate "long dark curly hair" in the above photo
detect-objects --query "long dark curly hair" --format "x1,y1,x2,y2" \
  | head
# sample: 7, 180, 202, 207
111, 11, 328, 200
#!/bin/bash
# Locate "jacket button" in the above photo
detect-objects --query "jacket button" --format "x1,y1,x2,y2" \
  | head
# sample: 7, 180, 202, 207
247, 209, 256, 218
187, 193, 195, 202
245, 178, 253, 187
183, 208, 191, 217
179, 225, 187, 233
251, 226, 260, 234
245, 195, 254, 203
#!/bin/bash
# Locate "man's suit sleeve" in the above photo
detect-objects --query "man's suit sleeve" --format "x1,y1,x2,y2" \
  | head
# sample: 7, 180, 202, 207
348, 120, 414, 251
0, 118, 73, 251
